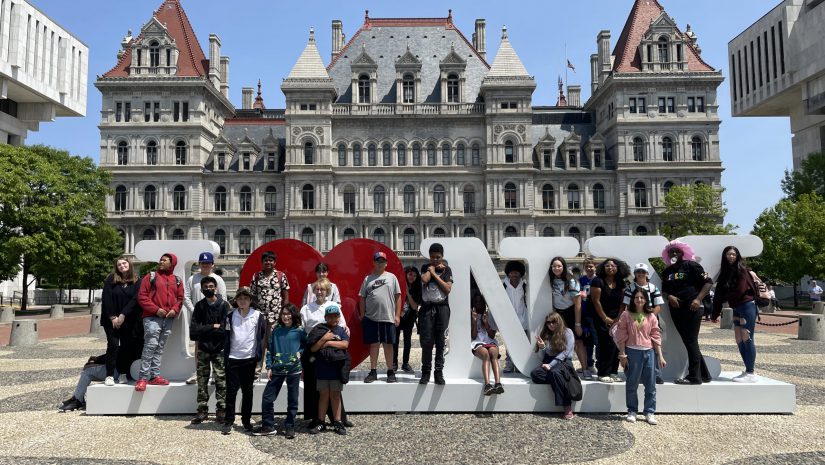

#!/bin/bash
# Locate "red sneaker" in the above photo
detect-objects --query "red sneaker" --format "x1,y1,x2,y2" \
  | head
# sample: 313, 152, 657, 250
134, 379, 147, 392
148, 376, 170, 386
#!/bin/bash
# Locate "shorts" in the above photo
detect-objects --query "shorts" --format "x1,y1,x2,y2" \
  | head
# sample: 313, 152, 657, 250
362, 317, 397, 344
555, 306, 583, 341
316, 379, 343, 391
471, 342, 500, 357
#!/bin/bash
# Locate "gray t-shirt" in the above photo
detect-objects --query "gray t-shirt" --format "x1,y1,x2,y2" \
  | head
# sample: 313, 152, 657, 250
359, 272, 401, 323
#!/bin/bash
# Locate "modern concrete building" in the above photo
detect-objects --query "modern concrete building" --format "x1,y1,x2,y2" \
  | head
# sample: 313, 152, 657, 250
729, 0, 825, 168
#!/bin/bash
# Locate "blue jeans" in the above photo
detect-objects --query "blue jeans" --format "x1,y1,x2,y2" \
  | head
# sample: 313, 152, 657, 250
733, 301, 758, 373
625, 348, 656, 414
139, 316, 173, 380
261, 372, 301, 428
74, 365, 120, 401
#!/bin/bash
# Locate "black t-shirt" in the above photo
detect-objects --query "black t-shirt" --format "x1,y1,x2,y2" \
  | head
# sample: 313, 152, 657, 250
420, 264, 453, 303
662, 260, 712, 304
590, 276, 625, 319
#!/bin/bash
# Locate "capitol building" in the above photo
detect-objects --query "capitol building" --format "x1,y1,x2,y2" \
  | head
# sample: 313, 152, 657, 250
99, 0, 724, 285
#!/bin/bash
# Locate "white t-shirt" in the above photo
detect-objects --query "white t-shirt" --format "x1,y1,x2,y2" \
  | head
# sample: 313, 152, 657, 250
184, 272, 227, 312
228, 308, 260, 360
300, 300, 348, 333
503, 278, 528, 330
551, 278, 581, 309
471, 312, 498, 347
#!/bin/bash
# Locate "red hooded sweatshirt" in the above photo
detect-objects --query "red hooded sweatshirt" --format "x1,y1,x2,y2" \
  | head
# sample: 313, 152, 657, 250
138, 253, 184, 318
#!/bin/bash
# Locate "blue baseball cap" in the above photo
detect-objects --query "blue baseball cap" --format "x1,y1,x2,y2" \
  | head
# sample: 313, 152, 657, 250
325, 304, 341, 315
198, 252, 214, 264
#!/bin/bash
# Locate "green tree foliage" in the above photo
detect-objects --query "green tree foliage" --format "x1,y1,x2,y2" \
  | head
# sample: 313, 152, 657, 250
0, 145, 117, 310
661, 184, 737, 240
781, 151, 825, 201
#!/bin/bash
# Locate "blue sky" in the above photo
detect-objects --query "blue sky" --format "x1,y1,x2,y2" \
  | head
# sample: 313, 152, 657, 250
28, 0, 789, 233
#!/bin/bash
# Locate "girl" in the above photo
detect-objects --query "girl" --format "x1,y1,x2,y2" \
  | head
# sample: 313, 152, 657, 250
302, 263, 342, 306
100, 256, 140, 386
549, 257, 586, 377
394, 266, 421, 373
530, 312, 576, 420
470, 292, 503, 395
621, 263, 665, 384
591, 258, 630, 383
615, 287, 665, 425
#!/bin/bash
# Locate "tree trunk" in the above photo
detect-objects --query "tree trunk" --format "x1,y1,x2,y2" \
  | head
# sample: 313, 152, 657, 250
793, 283, 799, 307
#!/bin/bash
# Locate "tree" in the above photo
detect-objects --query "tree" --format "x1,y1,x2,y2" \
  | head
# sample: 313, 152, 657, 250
751, 193, 825, 306
660, 184, 736, 240
781, 151, 825, 201
0, 145, 114, 310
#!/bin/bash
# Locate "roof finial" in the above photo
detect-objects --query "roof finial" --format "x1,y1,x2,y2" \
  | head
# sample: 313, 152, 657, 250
253, 79, 266, 110
501, 25, 508, 40
448, 9, 452, 21
365, 9, 369, 20
309, 27, 315, 43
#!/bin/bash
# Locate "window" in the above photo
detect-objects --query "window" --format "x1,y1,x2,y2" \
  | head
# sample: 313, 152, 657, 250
338, 144, 347, 166
543, 150, 552, 168
567, 184, 581, 211
358, 74, 370, 103
368, 144, 376, 166
463, 185, 475, 213
633, 137, 645, 162
592, 183, 605, 210
173, 185, 186, 211
446, 73, 460, 103
344, 186, 356, 214
382, 144, 391, 166
301, 227, 315, 247
696, 97, 705, 112
692, 137, 704, 161
542, 184, 554, 210
412, 143, 421, 166
266, 152, 276, 171
304, 142, 314, 165
173, 101, 179, 122
442, 144, 451, 166
264, 229, 278, 243
239, 186, 252, 212
403, 228, 416, 251
638, 97, 646, 113
456, 144, 465, 166
472, 144, 480, 166
373, 228, 386, 244
542, 227, 555, 237
302, 184, 315, 210
175, 141, 186, 165
635, 226, 648, 236
353, 144, 362, 166
153, 102, 160, 122
114, 186, 127, 211
504, 182, 518, 209
634, 181, 648, 208
568, 150, 577, 168
433, 185, 446, 213
593, 149, 602, 167
146, 141, 158, 165
462, 227, 475, 238
687, 97, 695, 112
373, 185, 385, 213
144, 102, 151, 122
594, 226, 606, 237
662, 137, 674, 161
214, 186, 227, 212
172, 229, 185, 240
117, 141, 128, 165
149, 41, 160, 67
657, 97, 666, 113
115, 102, 122, 122
403, 185, 416, 213
214, 229, 226, 254
433, 227, 446, 238
402, 73, 415, 103
166, 49, 171, 67
299, 103, 317, 111
500, 101, 518, 109
217, 152, 226, 170
568, 227, 582, 245
505, 140, 515, 163
142, 228, 156, 241
143, 185, 157, 210
397, 144, 406, 166
123, 102, 131, 122
242, 153, 251, 171
657, 37, 669, 63
667, 97, 675, 113
427, 144, 436, 166
629, 97, 637, 113
663, 181, 674, 196
264, 186, 277, 214
504, 226, 518, 238
343, 228, 356, 241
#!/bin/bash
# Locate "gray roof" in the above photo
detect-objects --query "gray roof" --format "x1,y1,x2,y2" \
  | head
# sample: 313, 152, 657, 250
486, 26, 530, 78
286, 29, 332, 80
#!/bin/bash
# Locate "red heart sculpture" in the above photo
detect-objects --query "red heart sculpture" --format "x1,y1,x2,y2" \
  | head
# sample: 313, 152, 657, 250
239, 238, 407, 370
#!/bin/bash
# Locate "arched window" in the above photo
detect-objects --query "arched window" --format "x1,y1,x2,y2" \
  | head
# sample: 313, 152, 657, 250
175, 141, 186, 165
568, 227, 582, 244
373, 185, 385, 213
433, 227, 446, 238
433, 185, 446, 213
592, 183, 605, 210
338, 144, 347, 166
142, 228, 156, 241
663, 181, 674, 196
301, 227, 315, 247
594, 226, 607, 237
304, 142, 315, 165
343, 186, 356, 214
567, 183, 581, 210
238, 229, 252, 255
397, 144, 406, 166
542, 184, 554, 210
636, 225, 649, 236
368, 144, 377, 166
471, 144, 481, 166
442, 144, 451, 166
403, 228, 417, 251
462, 227, 475, 238
143, 185, 157, 210
353, 144, 362, 166
633, 137, 645, 162
343, 228, 356, 241
117, 141, 128, 165
239, 186, 252, 212
691, 136, 704, 161
657, 37, 669, 63
214, 186, 227, 212
264, 186, 277, 214
403, 185, 416, 213
172, 228, 185, 240
505, 140, 515, 163
302, 184, 315, 210
504, 226, 518, 238
382, 144, 391, 166
373, 227, 386, 244
402, 73, 415, 103
427, 143, 436, 166
456, 144, 466, 166
634, 181, 648, 208
412, 143, 422, 166
146, 140, 158, 165
149, 41, 160, 67
173, 185, 186, 211
463, 185, 475, 213
662, 137, 674, 162
446, 73, 460, 103
504, 182, 518, 209
114, 185, 128, 211
358, 74, 370, 103
214, 229, 226, 254
542, 226, 555, 237
264, 229, 278, 243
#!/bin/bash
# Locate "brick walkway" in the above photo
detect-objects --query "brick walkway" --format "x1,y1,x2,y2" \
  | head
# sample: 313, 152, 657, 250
0, 314, 93, 345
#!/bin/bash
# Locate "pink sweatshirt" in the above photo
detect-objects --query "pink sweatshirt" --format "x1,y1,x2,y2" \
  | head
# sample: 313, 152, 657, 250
614, 311, 661, 349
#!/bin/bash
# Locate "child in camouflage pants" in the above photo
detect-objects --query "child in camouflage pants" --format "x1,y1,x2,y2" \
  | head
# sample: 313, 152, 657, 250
189, 277, 231, 423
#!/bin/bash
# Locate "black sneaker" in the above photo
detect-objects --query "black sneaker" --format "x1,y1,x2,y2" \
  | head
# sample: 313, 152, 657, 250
308, 422, 326, 435
221, 423, 232, 435
419, 372, 430, 384
242, 421, 254, 432
333, 421, 347, 435
494, 382, 504, 394
191, 410, 208, 424
343, 419, 354, 428
285, 426, 296, 439
386, 370, 397, 383
401, 363, 414, 373
252, 426, 276, 436
364, 369, 378, 383
483, 383, 494, 395
58, 397, 83, 412
656, 376, 664, 385
434, 371, 446, 385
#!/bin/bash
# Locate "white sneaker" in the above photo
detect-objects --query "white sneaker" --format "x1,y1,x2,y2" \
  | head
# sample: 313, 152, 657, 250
599, 376, 613, 383
732, 371, 747, 380
733, 373, 757, 383
625, 412, 637, 423
186, 374, 198, 385
645, 413, 658, 425
104, 376, 115, 386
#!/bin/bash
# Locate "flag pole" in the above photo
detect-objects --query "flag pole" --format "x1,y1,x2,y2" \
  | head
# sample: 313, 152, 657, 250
564, 42, 568, 95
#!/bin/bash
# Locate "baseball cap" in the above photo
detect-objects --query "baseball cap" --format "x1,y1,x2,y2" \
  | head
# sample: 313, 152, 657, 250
633, 263, 649, 274
325, 304, 341, 315
198, 252, 214, 264
373, 251, 388, 262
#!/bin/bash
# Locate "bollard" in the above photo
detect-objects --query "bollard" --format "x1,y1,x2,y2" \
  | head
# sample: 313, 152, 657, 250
719, 307, 733, 329
9, 320, 38, 346
798, 314, 825, 341
0, 306, 14, 323
812, 302, 825, 315
89, 313, 106, 337
90, 302, 102, 315
760, 302, 775, 314
49, 304, 64, 319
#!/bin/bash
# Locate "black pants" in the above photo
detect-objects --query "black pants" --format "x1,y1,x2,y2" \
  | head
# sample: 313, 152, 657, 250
595, 320, 620, 377
103, 324, 120, 377
225, 357, 256, 425
393, 310, 416, 368
531, 359, 573, 407
301, 351, 348, 423
671, 304, 710, 383
418, 302, 450, 373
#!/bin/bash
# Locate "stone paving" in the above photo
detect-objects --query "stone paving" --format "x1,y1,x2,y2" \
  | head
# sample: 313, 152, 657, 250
0, 325, 823, 464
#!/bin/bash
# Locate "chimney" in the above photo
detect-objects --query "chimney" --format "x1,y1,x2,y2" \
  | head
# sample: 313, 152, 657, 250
567, 85, 581, 108
220, 56, 230, 98
118, 29, 132, 61
242, 87, 253, 109
208, 34, 221, 89
332, 20, 343, 61
474, 19, 486, 60
597, 30, 611, 85
590, 53, 599, 94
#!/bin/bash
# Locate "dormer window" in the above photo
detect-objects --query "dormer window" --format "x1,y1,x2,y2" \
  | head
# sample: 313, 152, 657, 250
150, 41, 160, 67
446, 74, 460, 103
402, 74, 415, 103
657, 37, 669, 63
358, 74, 370, 104
242, 152, 251, 171
217, 152, 226, 170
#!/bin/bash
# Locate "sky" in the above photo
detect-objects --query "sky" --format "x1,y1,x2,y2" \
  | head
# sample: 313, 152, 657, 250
27, 0, 791, 233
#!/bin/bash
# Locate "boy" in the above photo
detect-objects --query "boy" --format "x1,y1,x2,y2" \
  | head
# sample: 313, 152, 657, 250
189, 276, 231, 424
184, 251, 227, 384
419, 243, 453, 385
578, 258, 598, 380
222, 287, 267, 435
621, 263, 665, 384
502, 260, 527, 373
308, 305, 350, 435
359, 251, 402, 384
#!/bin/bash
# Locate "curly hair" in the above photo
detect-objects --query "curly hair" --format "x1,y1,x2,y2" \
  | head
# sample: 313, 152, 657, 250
278, 303, 302, 327
595, 258, 631, 283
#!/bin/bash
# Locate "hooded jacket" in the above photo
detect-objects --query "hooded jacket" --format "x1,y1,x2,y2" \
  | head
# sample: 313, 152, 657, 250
189, 296, 231, 354
137, 253, 184, 318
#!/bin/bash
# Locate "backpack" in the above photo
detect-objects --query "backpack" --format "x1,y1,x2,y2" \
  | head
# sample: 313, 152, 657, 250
149, 271, 182, 289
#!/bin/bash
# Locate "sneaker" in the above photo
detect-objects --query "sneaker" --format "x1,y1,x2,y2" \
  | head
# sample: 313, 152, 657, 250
502, 365, 516, 374
148, 376, 169, 386
645, 413, 658, 425
191, 410, 208, 424
104, 376, 115, 387
626, 412, 637, 423
401, 363, 414, 373
308, 422, 326, 435
364, 369, 378, 383
343, 419, 354, 428
656, 376, 665, 385
599, 376, 613, 383
610, 374, 622, 382
563, 408, 574, 420
733, 373, 757, 383
58, 397, 84, 412
134, 379, 147, 392
494, 382, 504, 394
419, 372, 430, 384
221, 423, 232, 435
386, 370, 397, 383
483, 383, 494, 395
215, 408, 226, 423
434, 371, 446, 385
252, 426, 277, 436
186, 374, 198, 385
732, 371, 748, 380
333, 421, 347, 435
285, 426, 296, 439
583, 369, 596, 380
242, 421, 254, 432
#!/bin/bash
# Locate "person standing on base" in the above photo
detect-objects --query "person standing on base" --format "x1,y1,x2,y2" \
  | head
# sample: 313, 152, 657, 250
189, 276, 230, 425
359, 251, 402, 384
100, 256, 140, 386
250, 251, 290, 377
184, 252, 226, 384
419, 243, 453, 385
502, 260, 528, 374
